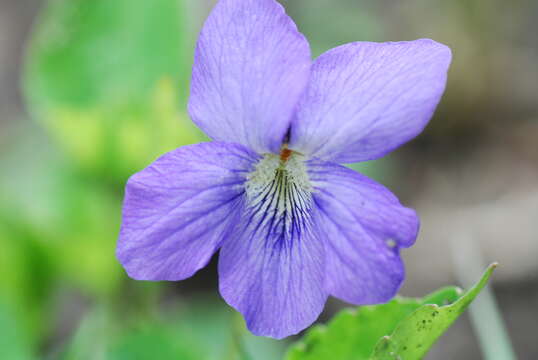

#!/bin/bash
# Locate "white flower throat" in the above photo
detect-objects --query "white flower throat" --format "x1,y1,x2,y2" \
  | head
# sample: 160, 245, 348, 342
245, 148, 313, 224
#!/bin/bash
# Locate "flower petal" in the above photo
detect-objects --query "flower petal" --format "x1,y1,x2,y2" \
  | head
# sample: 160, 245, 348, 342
308, 159, 419, 304
189, 0, 311, 154
117, 142, 259, 281
218, 198, 327, 339
290, 39, 451, 163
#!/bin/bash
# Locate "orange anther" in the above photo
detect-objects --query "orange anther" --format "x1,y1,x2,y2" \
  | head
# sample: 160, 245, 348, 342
280, 148, 293, 162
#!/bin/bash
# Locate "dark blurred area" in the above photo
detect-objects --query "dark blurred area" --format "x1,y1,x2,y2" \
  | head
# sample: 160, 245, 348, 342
0, 0, 537, 359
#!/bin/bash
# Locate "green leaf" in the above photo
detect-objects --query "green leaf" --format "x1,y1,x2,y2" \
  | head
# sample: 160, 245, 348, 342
285, 264, 496, 360
285, 288, 461, 360
23, 0, 203, 182
370, 263, 497, 360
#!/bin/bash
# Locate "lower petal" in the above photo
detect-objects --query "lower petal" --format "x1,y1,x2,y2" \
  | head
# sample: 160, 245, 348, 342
308, 159, 419, 304
218, 198, 327, 339
117, 142, 259, 281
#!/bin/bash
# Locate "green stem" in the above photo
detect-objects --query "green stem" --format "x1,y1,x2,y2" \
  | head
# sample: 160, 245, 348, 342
226, 312, 253, 360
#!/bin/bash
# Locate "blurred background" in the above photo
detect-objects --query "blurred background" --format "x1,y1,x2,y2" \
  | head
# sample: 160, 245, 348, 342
0, 0, 536, 359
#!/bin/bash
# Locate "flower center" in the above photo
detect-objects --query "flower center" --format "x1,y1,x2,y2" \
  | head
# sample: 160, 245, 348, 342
245, 148, 313, 230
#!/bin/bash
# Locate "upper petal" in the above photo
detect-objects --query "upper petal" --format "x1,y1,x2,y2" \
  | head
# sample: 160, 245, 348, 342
218, 157, 327, 339
308, 159, 419, 304
189, 0, 311, 154
290, 39, 451, 163
117, 142, 259, 281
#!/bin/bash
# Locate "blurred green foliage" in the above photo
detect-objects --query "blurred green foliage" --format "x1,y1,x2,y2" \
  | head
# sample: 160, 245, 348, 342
0, 303, 33, 360
24, 0, 203, 183
56, 302, 285, 360
0, 177, 56, 349
1, 0, 213, 357
59, 308, 204, 360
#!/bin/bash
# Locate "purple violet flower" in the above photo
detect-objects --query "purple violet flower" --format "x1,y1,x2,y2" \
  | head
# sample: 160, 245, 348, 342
117, 0, 451, 339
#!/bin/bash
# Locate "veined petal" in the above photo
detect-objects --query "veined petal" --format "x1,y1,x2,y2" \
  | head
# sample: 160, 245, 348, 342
189, 0, 311, 154
219, 153, 327, 339
117, 142, 259, 281
290, 39, 451, 163
308, 159, 419, 304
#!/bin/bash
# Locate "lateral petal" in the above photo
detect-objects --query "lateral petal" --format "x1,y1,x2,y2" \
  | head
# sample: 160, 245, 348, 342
308, 159, 419, 304
117, 142, 259, 281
